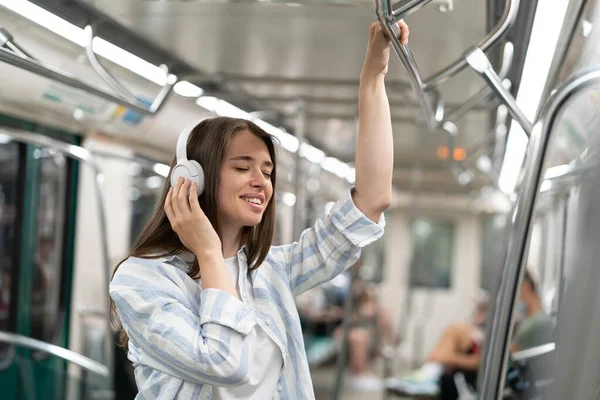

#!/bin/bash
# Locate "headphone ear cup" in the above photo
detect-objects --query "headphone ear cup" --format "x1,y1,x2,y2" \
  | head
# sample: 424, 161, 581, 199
170, 161, 205, 195
188, 160, 205, 195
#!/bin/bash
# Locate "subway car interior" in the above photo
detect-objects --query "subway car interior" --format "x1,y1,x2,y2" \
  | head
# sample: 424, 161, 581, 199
0, 0, 597, 399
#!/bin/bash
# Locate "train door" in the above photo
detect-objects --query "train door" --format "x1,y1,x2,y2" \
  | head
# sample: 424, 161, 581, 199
0, 116, 80, 400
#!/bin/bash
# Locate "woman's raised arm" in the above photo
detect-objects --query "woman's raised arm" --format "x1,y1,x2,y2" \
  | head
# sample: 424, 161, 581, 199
353, 21, 409, 222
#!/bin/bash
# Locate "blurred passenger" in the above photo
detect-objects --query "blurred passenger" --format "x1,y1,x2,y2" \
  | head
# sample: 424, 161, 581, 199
511, 270, 555, 352
387, 270, 555, 398
109, 20, 408, 399
297, 285, 344, 366
338, 277, 396, 391
385, 291, 489, 398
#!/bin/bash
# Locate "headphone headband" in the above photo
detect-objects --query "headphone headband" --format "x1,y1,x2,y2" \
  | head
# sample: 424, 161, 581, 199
176, 120, 203, 163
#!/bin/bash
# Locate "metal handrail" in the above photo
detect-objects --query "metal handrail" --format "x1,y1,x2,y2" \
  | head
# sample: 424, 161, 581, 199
374, 0, 518, 130
445, 41, 514, 122
0, 331, 108, 377
464, 46, 533, 136
392, 0, 436, 19
511, 342, 555, 362
424, 0, 519, 89
0, 28, 35, 59
0, 128, 114, 396
0, 30, 176, 116
479, 66, 600, 400
374, 4, 439, 130
84, 25, 139, 105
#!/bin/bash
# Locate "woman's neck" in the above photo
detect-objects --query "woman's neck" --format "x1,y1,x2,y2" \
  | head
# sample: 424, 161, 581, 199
221, 224, 243, 259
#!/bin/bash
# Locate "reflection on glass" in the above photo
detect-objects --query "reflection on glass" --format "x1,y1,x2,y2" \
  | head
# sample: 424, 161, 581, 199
31, 148, 67, 348
0, 141, 19, 363
409, 217, 454, 289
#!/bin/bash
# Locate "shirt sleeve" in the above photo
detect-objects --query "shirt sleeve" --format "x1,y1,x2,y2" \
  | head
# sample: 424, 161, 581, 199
270, 187, 385, 297
110, 259, 257, 387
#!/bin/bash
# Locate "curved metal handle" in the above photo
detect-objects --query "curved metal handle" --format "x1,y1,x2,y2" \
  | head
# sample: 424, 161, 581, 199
0, 29, 176, 116
423, 0, 519, 89
375, 0, 517, 130
0, 331, 108, 377
0, 128, 114, 394
479, 66, 600, 400
374, 1, 439, 130
84, 25, 139, 104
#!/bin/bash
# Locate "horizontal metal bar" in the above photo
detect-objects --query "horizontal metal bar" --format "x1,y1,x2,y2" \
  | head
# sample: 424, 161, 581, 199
512, 343, 555, 362
465, 46, 532, 136
247, 94, 490, 111
0, 46, 173, 116
208, 73, 412, 89
280, 111, 414, 124
0, 331, 108, 377
392, 0, 436, 19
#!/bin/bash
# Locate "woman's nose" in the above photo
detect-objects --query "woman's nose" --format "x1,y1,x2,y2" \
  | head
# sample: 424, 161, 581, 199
250, 169, 268, 187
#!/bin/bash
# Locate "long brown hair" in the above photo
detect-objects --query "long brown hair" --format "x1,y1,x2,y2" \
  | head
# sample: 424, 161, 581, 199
111, 117, 278, 350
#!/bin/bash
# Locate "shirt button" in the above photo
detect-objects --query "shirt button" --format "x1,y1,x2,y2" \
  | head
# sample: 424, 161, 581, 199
277, 385, 282, 392
265, 319, 272, 325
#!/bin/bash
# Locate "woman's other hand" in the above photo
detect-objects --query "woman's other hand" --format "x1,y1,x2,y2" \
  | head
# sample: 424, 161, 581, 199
165, 177, 222, 256
360, 20, 409, 81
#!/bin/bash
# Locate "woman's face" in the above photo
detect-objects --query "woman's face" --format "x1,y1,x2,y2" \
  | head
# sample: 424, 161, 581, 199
217, 130, 274, 232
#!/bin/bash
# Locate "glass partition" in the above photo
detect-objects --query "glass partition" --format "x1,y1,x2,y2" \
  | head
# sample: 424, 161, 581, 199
501, 82, 600, 399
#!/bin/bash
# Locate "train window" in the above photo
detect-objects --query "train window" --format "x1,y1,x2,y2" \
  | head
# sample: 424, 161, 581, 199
129, 162, 166, 246
0, 140, 20, 365
359, 232, 386, 283
30, 148, 68, 348
479, 214, 508, 293
409, 217, 454, 289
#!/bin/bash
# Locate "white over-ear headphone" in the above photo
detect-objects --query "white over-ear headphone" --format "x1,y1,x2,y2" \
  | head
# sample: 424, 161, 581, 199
170, 120, 205, 195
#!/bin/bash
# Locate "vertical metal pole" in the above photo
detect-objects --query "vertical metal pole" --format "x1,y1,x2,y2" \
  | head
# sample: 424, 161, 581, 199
292, 99, 307, 240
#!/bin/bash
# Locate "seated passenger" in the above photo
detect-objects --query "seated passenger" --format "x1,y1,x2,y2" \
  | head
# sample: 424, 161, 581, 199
384, 291, 489, 398
511, 270, 555, 352
386, 270, 555, 399
335, 277, 396, 391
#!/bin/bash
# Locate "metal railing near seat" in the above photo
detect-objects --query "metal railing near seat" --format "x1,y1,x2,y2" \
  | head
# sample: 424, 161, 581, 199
0, 331, 108, 377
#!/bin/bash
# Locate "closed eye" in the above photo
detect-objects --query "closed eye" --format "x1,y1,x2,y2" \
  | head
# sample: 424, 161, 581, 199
234, 167, 249, 172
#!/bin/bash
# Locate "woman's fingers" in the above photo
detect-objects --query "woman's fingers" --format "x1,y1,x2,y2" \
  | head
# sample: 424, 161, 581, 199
164, 187, 178, 227
397, 20, 409, 45
189, 182, 203, 216
170, 178, 182, 217
177, 180, 193, 217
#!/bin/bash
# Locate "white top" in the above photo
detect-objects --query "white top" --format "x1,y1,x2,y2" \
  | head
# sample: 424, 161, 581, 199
213, 256, 283, 400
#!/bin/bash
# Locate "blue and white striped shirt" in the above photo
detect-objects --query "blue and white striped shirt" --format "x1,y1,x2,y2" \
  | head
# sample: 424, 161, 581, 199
110, 189, 385, 399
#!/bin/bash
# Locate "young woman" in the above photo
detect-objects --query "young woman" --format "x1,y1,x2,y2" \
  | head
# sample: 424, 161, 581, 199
110, 20, 408, 399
